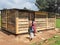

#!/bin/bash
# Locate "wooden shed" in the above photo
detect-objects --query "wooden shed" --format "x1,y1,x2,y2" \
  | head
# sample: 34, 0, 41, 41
1, 9, 56, 34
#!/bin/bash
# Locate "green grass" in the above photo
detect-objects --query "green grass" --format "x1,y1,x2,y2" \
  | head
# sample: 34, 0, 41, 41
48, 34, 60, 45
56, 18, 60, 28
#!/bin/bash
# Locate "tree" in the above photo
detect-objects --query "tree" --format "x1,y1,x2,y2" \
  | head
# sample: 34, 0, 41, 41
36, 0, 48, 10
36, 0, 58, 12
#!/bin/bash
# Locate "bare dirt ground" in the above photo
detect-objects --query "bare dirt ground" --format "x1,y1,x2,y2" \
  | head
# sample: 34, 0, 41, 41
0, 29, 58, 45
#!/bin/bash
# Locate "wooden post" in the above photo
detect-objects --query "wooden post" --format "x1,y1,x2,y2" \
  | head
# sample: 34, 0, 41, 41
1, 10, 2, 30
16, 11, 18, 34
6, 10, 8, 30
47, 13, 48, 29
30, 13, 31, 20
55, 14, 56, 29
1, 11, 2, 30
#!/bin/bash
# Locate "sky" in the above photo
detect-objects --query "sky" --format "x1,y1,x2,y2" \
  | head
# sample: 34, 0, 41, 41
0, 0, 39, 11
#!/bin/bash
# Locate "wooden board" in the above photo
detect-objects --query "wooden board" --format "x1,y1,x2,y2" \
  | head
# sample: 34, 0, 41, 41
35, 11, 48, 15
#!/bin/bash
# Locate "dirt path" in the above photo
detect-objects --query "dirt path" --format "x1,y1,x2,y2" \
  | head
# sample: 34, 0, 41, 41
0, 29, 57, 45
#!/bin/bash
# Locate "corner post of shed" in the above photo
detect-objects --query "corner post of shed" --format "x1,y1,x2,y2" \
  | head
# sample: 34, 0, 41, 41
15, 10, 19, 34
0, 10, 2, 29
6, 9, 8, 30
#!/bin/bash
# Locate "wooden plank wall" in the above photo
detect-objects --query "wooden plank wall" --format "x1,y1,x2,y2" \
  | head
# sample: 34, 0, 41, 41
35, 12, 55, 31
1, 10, 16, 33
1, 10, 7, 30
1, 10, 56, 34
48, 13, 56, 29
35, 12, 48, 31
7, 10, 16, 33
16, 12, 29, 34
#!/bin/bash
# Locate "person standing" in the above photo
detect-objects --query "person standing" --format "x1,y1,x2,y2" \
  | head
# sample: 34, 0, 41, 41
32, 21, 36, 36
28, 21, 34, 40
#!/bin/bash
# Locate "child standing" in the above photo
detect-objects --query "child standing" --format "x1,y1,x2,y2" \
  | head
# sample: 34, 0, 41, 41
29, 26, 34, 40
32, 21, 36, 36
28, 21, 34, 40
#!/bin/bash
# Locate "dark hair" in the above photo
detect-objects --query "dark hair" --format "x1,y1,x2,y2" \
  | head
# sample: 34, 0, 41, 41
32, 21, 34, 26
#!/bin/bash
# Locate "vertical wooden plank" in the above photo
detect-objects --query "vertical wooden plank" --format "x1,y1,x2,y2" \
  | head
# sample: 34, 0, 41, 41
15, 11, 18, 34
6, 10, 7, 30
1, 10, 2, 29
55, 14, 56, 29
16, 18, 18, 34
47, 13, 48, 29
30, 13, 31, 20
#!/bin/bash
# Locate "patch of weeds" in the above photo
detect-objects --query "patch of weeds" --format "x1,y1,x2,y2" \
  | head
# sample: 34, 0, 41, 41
56, 19, 60, 28
48, 37, 54, 41
30, 43, 37, 45
50, 40, 60, 45
55, 40, 60, 44
48, 34, 59, 42
30, 41, 43, 45
48, 34, 60, 45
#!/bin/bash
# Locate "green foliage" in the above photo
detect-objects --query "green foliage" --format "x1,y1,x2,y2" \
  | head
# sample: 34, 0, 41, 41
49, 35, 60, 45
56, 18, 60, 28
36, 0, 57, 11
36, 0, 48, 9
